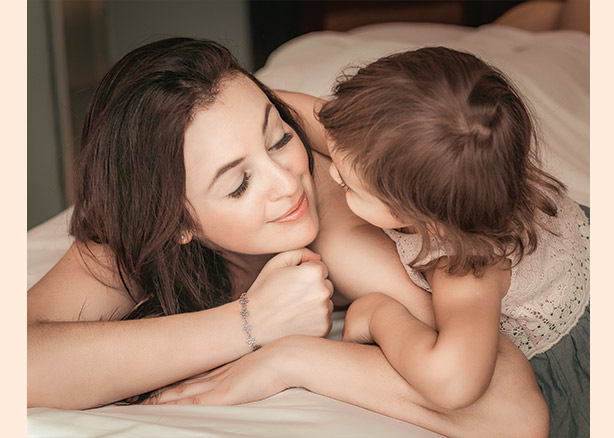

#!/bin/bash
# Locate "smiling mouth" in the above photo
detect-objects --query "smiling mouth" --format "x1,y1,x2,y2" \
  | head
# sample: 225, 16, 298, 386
270, 193, 308, 223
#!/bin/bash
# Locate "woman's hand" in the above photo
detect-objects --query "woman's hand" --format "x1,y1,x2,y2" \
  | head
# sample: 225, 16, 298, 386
246, 248, 334, 345
342, 292, 405, 344
143, 341, 289, 405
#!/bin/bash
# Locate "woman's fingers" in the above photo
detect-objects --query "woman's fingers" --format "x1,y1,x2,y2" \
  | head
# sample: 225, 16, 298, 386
324, 278, 334, 296
160, 390, 223, 405
153, 377, 221, 404
265, 247, 321, 270
144, 364, 233, 404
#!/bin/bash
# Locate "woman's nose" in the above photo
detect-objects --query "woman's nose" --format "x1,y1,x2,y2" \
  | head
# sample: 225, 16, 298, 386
267, 160, 298, 201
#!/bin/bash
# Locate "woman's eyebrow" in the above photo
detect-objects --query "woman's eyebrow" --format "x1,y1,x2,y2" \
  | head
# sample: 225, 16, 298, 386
208, 157, 245, 191
208, 103, 273, 191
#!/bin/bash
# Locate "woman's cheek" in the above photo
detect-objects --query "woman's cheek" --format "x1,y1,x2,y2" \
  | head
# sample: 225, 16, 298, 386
287, 140, 310, 173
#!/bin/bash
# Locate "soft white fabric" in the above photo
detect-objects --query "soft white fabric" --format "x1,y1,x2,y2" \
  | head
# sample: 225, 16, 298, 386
383, 194, 590, 359
257, 23, 590, 207
28, 22, 589, 438
27, 388, 442, 438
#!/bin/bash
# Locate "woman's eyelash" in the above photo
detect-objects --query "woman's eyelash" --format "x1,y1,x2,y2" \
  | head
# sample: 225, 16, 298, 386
228, 133, 292, 199
269, 132, 293, 151
229, 173, 251, 199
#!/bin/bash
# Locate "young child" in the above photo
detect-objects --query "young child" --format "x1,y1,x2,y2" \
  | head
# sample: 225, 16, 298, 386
290, 47, 589, 438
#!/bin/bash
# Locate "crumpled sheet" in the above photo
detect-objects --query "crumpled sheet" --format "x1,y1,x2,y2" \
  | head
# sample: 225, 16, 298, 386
28, 388, 443, 438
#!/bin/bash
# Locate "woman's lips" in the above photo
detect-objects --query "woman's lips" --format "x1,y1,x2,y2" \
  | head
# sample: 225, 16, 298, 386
270, 193, 308, 223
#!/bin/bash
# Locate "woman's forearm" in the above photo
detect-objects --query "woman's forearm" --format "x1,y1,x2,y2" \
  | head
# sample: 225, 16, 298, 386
280, 336, 441, 429
27, 301, 247, 409
277, 335, 549, 438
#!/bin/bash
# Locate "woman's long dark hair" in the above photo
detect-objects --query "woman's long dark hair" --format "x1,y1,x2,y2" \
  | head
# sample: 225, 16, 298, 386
70, 38, 313, 320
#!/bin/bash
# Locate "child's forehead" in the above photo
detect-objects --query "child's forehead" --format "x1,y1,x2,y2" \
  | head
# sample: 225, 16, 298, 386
330, 149, 370, 189
329, 143, 355, 169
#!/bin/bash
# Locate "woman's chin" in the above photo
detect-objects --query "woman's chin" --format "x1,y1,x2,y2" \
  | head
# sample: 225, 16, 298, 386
280, 219, 320, 253
283, 227, 320, 252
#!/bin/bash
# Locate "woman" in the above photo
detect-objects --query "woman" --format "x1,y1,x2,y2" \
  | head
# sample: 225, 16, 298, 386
27, 38, 548, 437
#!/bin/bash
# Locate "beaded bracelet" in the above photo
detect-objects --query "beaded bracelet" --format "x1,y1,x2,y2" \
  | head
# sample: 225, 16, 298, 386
239, 292, 261, 351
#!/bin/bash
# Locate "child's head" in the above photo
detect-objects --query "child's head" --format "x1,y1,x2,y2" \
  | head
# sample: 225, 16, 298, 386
318, 46, 564, 274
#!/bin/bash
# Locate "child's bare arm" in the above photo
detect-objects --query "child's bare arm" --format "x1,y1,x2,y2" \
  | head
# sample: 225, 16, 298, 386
275, 90, 331, 157
349, 262, 508, 410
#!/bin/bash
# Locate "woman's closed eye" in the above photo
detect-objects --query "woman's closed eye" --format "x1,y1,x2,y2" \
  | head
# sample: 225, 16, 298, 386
229, 172, 251, 199
228, 132, 293, 199
269, 132, 293, 151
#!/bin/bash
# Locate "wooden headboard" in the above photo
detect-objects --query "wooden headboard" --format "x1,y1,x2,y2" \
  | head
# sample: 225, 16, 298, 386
249, 0, 530, 70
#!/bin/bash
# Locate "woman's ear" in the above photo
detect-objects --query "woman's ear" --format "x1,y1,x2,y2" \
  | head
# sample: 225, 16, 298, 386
179, 231, 193, 245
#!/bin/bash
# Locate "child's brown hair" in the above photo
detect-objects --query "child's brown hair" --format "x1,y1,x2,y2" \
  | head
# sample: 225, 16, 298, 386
318, 47, 565, 276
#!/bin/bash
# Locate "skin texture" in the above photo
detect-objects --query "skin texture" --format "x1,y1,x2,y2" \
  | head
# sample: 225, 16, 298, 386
27, 78, 548, 437
330, 140, 511, 409
143, 145, 548, 435
27, 78, 333, 409
183, 77, 319, 255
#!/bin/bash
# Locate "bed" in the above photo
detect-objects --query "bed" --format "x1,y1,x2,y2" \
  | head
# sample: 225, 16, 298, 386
27, 21, 589, 438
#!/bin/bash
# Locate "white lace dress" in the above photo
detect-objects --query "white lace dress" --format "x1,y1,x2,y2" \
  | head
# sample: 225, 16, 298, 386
383, 194, 590, 359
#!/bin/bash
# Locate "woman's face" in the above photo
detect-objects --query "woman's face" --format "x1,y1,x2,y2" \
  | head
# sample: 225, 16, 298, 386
183, 76, 319, 255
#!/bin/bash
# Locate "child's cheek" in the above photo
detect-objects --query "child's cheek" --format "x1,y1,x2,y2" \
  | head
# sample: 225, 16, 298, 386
346, 195, 367, 222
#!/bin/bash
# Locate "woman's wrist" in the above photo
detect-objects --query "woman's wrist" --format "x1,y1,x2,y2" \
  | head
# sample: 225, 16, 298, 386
238, 292, 262, 351
213, 298, 258, 358
267, 335, 311, 389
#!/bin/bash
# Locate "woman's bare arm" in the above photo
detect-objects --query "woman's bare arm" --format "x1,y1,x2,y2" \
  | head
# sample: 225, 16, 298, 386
27, 243, 250, 409
149, 333, 548, 438
281, 334, 548, 438
28, 243, 333, 409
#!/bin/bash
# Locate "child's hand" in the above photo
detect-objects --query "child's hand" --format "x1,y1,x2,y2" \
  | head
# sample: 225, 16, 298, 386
342, 292, 401, 344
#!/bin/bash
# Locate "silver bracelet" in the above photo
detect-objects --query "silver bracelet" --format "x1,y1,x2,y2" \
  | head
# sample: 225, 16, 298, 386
239, 292, 261, 351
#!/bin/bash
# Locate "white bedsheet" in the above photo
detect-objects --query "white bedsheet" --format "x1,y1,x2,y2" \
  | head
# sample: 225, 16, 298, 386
28, 388, 441, 438
257, 23, 590, 207
28, 22, 589, 438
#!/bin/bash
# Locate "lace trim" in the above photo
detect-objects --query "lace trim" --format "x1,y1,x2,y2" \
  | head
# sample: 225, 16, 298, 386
383, 194, 590, 358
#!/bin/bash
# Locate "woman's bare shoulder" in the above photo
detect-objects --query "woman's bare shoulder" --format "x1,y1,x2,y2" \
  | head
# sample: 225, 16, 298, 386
27, 241, 141, 323
276, 90, 330, 157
